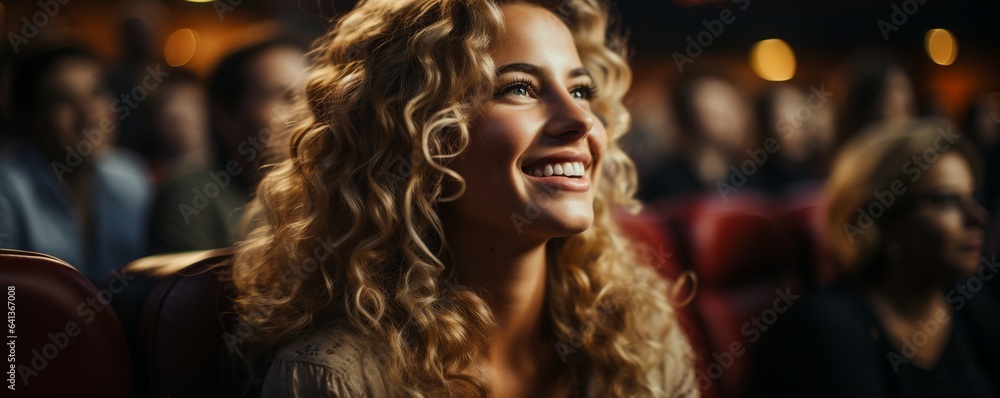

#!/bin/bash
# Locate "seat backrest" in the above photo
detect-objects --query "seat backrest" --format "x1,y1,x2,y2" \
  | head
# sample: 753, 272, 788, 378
127, 249, 237, 398
780, 184, 836, 288
655, 193, 801, 398
684, 194, 792, 286
614, 206, 681, 279
0, 249, 135, 398
614, 206, 721, 398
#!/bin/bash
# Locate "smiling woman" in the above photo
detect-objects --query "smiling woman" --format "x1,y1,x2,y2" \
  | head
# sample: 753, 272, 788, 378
229, 0, 697, 397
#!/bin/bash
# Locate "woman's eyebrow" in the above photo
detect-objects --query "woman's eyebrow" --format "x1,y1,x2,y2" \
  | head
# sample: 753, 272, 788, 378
495, 63, 592, 80
496, 63, 541, 76
569, 67, 591, 79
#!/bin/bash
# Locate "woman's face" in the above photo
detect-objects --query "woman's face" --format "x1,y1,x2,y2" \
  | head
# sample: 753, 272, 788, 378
692, 78, 752, 154
887, 152, 987, 278
443, 2, 606, 240
155, 82, 209, 154
880, 67, 916, 124
770, 85, 809, 164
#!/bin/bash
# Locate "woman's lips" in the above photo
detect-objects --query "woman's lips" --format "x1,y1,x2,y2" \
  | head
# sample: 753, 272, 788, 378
522, 172, 591, 192
519, 152, 594, 193
962, 241, 982, 253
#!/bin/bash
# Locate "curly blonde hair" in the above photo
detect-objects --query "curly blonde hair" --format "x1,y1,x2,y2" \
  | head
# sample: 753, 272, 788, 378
231, 0, 693, 396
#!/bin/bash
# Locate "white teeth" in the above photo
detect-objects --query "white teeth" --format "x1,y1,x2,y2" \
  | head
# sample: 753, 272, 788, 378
527, 161, 586, 177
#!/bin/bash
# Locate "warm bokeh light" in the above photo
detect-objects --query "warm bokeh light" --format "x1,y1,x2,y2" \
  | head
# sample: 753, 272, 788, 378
164, 28, 199, 67
925, 28, 958, 66
749, 39, 796, 82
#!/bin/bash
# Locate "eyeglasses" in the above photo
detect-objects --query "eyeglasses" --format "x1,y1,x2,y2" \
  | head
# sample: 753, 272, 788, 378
902, 193, 991, 225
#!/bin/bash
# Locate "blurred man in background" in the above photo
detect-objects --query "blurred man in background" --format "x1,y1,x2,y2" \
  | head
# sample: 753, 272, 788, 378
0, 46, 152, 284
146, 39, 306, 254
143, 67, 211, 187
641, 73, 776, 201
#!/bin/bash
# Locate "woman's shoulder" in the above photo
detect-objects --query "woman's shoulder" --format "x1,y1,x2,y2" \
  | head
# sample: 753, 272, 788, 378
261, 325, 389, 397
766, 285, 867, 327
274, 325, 378, 368
752, 286, 881, 358
656, 322, 699, 397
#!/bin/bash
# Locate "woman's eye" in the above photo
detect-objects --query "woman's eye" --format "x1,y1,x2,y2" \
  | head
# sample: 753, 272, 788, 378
499, 83, 531, 98
941, 196, 968, 209
923, 194, 968, 210
570, 85, 597, 100
509, 85, 529, 97
931, 194, 957, 204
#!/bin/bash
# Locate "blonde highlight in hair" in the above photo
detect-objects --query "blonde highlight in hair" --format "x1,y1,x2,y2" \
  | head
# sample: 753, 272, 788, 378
231, 0, 694, 396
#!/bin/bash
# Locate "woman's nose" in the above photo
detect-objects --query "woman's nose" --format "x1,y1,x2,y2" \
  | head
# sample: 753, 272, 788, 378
964, 197, 990, 228
542, 90, 594, 142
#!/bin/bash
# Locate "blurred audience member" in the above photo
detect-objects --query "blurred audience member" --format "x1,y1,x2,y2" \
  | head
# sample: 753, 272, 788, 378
146, 39, 306, 254
110, 16, 164, 158
641, 73, 777, 201
839, 51, 917, 145
755, 84, 833, 188
964, 93, 1000, 212
966, 93, 1000, 257
143, 68, 211, 187
0, 49, 14, 147
804, 85, 838, 169
750, 119, 999, 397
0, 46, 152, 284
991, 210, 1000, 266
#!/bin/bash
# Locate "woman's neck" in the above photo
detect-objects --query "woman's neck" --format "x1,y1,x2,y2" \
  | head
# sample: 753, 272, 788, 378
870, 263, 947, 321
442, 216, 554, 370
867, 262, 954, 370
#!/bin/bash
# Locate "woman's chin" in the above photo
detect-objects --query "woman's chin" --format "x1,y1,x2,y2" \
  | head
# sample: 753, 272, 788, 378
523, 215, 594, 239
955, 256, 983, 277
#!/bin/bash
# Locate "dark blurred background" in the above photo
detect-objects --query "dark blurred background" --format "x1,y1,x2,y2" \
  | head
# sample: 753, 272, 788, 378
2, 0, 997, 161
1, 1, 998, 397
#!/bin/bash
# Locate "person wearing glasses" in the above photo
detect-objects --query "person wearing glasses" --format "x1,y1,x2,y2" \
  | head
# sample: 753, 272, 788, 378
750, 119, 1000, 397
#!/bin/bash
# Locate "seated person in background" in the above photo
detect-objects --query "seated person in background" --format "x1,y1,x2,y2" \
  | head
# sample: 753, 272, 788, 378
143, 68, 212, 187
837, 51, 917, 147
0, 49, 13, 146
0, 46, 152, 284
146, 39, 306, 254
963, 92, 1000, 213
640, 73, 778, 202
754, 83, 836, 188
749, 119, 1000, 397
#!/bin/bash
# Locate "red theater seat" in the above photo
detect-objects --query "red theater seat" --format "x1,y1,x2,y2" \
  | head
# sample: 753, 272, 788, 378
781, 183, 836, 287
614, 206, 681, 279
657, 193, 800, 398
682, 194, 792, 286
124, 249, 237, 398
0, 249, 135, 398
614, 207, 717, 398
